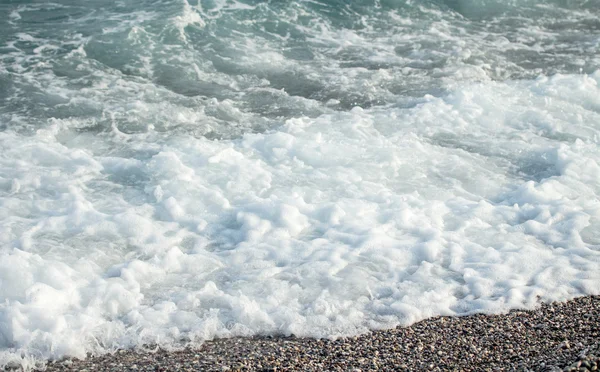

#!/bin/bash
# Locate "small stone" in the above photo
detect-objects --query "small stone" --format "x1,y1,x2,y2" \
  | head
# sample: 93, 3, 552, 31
560, 341, 571, 350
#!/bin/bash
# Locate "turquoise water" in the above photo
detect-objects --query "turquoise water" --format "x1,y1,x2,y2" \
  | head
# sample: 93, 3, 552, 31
1, 0, 598, 136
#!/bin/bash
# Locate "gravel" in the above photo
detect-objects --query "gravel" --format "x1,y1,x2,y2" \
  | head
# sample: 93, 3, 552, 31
37, 295, 599, 371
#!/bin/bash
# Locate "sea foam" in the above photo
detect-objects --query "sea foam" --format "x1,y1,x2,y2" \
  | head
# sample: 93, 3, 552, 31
1, 73, 599, 369
1, 0, 600, 369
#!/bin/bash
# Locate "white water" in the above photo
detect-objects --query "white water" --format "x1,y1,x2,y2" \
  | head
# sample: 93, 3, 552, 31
1, 0, 600, 369
1, 73, 600, 368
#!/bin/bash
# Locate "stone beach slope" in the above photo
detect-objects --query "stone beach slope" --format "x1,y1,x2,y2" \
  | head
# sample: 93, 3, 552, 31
43, 295, 599, 372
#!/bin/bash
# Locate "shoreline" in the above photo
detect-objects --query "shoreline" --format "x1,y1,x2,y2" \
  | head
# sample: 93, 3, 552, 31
40, 295, 599, 371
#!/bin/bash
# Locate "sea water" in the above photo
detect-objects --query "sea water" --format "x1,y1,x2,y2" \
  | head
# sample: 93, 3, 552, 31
0, 0, 599, 368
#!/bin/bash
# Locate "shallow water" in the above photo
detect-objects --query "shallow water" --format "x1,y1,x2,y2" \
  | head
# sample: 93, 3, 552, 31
1, 0, 599, 369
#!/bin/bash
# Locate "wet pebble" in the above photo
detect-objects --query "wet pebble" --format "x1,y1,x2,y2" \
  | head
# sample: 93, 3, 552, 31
36, 296, 599, 372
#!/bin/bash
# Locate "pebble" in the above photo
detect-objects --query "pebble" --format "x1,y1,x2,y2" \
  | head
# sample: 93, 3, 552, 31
29, 296, 599, 372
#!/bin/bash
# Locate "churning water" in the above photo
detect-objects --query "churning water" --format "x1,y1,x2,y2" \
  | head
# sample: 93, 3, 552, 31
1, 0, 599, 368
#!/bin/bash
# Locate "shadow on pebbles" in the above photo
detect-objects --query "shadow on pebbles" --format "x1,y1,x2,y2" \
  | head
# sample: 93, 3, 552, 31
39, 296, 599, 372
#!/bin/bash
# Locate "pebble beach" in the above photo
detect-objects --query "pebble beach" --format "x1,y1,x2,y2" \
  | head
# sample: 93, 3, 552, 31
3, 1, 600, 370
40, 295, 599, 372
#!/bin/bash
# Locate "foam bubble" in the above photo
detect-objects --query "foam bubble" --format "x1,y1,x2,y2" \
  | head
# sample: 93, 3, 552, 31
1, 72, 599, 369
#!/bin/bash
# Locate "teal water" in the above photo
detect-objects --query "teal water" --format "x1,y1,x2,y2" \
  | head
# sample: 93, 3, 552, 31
1, 0, 599, 137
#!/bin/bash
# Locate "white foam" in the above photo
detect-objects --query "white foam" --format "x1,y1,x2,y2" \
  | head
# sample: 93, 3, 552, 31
172, 0, 206, 42
1, 72, 599, 369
